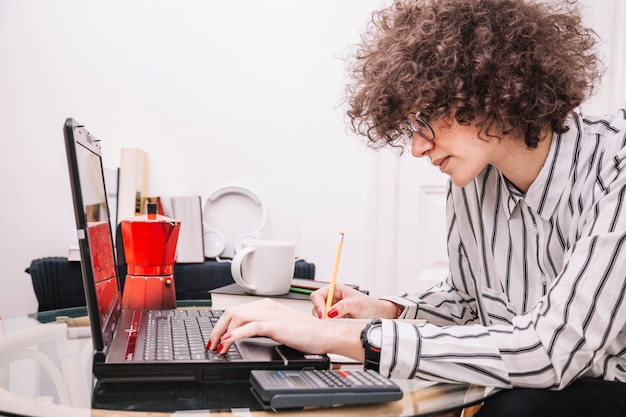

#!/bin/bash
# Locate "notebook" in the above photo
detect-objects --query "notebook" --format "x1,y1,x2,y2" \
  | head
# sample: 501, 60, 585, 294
63, 118, 330, 382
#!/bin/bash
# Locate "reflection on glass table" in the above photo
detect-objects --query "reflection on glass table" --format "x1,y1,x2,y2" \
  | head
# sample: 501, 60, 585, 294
0, 303, 499, 417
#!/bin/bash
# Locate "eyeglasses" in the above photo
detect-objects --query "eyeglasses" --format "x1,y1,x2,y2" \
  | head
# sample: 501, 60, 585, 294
399, 111, 435, 143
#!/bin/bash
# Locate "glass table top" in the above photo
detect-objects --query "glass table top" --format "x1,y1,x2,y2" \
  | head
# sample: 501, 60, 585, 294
0, 303, 499, 416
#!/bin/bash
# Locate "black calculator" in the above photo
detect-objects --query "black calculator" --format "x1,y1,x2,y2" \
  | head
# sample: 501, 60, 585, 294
249, 368, 403, 409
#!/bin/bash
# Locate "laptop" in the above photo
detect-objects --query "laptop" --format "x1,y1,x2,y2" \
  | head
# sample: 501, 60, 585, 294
63, 117, 330, 382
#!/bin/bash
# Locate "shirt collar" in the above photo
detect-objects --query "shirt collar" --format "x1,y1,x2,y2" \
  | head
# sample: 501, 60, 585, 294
500, 114, 580, 219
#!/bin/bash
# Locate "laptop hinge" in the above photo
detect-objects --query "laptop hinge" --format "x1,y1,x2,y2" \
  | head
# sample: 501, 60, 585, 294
94, 351, 106, 363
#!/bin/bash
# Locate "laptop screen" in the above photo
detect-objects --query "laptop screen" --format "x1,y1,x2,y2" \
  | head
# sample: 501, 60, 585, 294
64, 118, 121, 351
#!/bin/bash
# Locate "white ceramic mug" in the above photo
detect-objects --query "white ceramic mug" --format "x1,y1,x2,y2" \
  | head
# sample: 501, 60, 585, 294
230, 240, 295, 295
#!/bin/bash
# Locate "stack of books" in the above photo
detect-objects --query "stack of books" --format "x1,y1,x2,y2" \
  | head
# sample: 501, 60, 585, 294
210, 279, 363, 315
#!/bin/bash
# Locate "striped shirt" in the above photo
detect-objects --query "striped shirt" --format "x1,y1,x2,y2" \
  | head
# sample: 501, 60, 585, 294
381, 109, 626, 389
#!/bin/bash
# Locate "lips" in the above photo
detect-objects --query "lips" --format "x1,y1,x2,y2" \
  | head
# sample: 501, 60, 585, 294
431, 156, 450, 172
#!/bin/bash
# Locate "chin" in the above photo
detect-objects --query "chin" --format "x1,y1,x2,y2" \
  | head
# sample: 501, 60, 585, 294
450, 176, 474, 188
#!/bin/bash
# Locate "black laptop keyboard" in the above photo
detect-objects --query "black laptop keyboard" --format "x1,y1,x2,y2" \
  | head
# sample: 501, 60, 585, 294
143, 309, 242, 361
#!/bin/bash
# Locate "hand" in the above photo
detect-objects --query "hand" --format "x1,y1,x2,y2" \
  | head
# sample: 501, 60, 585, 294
309, 283, 398, 319
207, 298, 366, 361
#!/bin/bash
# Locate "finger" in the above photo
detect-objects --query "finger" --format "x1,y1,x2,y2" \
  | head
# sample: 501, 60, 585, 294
208, 300, 262, 350
215, 321, 264, 354
326, 296, 373, 319
312, 283, 350, 308
326, 299, 351, 319
209, 299, 288, 350
217, 317, 331, 355
310, 288, 329, 318
208, 309, 233, 350
310, 285, 330, 302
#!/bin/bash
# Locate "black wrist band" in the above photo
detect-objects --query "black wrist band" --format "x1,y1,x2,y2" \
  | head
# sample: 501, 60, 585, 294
360, 318, 382, 372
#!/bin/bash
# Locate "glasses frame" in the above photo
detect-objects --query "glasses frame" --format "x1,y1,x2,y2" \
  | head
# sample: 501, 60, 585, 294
400, 111, 435, 144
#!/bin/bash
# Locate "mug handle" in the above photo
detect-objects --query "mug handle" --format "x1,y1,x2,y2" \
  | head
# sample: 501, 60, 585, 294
230, 246, 257, 292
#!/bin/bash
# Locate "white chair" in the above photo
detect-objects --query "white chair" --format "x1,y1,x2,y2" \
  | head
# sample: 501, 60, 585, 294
0, 322, 93, 415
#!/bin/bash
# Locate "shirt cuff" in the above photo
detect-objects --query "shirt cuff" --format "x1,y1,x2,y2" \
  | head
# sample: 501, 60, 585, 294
378, 318, 423, 379
380, 295, 417, 319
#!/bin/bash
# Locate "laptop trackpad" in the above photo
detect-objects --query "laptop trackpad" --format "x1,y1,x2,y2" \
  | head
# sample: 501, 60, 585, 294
237, 337, 279, 360
237, 338, 296, 362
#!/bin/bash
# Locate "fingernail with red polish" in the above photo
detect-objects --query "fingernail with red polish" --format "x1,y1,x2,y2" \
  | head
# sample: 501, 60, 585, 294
327, 309, 338, 318
222, 333, 232, 340
206, 340, 212, 350
217, 343, 224, 353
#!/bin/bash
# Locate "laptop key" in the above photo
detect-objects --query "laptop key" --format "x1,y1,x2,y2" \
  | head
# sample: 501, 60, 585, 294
208, 352, 228, 361
143, 311, 242, 362
191, 352, 207, 360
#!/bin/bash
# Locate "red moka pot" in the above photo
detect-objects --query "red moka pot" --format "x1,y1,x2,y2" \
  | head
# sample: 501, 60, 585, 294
121, 202, 181, 310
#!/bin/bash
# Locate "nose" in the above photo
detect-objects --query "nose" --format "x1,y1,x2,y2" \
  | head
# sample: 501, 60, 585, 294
410, 133, 434, 158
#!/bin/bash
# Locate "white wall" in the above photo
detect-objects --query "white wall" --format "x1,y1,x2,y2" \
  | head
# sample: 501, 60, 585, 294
0, 0, 624, 319
373, 0, 626, 299
579, 0, 626, 114
0, 0, 378, 318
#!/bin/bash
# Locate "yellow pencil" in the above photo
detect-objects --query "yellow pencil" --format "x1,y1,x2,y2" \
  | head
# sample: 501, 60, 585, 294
325, 232, 344, 317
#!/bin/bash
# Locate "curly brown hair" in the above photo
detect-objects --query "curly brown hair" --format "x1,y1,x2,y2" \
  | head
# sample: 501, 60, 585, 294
345, 0, 602, 149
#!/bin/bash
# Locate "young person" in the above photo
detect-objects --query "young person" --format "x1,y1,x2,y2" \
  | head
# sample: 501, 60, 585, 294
209, 1, 626, 415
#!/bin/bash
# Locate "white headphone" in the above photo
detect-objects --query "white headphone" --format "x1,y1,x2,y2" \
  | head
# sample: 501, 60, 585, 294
202, 186, 266, 259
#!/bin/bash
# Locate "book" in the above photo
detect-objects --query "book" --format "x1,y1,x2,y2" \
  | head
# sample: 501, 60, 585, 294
291, 278, 361, 292
160, 195, 205, 264
69, 166, 119, 255
210, 280, 367, 315
117, 148, 148, 223
68, 245, 81, 262
210, 283, 315, 315
103, 166, 119, 235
